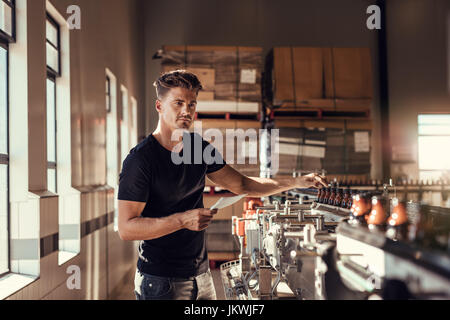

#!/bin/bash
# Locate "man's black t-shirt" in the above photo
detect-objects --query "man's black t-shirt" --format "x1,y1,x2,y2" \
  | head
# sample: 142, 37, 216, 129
118, 132, 226, 278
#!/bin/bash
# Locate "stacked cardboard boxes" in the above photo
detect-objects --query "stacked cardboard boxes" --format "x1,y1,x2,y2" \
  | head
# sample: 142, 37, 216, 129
346, 130, 371, 174
265, 47, 373, 110
270, 121, 372, 177
161, 46, 263, 113
193, 119, 261, 178
263, 47, 373, 178
323, 128, 346, 174
276, 127, 326, 175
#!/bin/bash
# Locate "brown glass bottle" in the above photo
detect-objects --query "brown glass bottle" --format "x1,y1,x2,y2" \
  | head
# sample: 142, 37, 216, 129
347, 190, 354, 209
317, 187, 324, 203
350, 192, 371, 225
367, 196, 388, 232
328, 188, 337, 205
341, 189, 350, 208
334, 189, 343, 206
318, 187, 326, 203
386, 198, 409, 241
323, 187, 331, 204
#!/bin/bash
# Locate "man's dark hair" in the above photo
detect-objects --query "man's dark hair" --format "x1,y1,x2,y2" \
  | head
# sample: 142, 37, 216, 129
153, 70, 203, 100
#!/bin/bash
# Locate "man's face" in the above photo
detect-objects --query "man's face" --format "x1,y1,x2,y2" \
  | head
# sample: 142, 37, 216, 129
156, 87, 197, 130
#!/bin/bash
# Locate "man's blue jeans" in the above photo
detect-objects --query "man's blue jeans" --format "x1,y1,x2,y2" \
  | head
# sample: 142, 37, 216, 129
134, 269, 217, 300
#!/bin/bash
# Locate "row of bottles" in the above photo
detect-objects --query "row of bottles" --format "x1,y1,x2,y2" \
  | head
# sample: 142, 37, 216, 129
348, 193, 409, 240
326, 179, 449, 187
316, 185, 355, 209
316, 184, 449, 250
348, 193, 449, 251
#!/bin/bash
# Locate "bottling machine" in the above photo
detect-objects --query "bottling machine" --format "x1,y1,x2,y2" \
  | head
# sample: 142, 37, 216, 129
220, 180, 450, 300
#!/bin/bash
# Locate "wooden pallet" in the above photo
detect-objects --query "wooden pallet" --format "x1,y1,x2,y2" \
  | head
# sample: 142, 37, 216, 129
269, 107, 370, 120
276, 99, 373, 110
195, 112, 260, 121
273, 119, 373, 130
194, 119, 262, 130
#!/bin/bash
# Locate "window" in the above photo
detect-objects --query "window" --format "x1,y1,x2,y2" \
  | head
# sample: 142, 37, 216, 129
105, 70, 119, 231
46, 14, 59, 193
418, 114, 450, 180
0, 0, 14, 277
0, 41, 9, 277
105, 71, 118, 188
45, 1, 80, 265
130, 97, 137, 148
106, 76, 111, 113
120, 85, 129, 167
0, 0, 15, 42
46, 14, 60, 76
46, 76, 57, 193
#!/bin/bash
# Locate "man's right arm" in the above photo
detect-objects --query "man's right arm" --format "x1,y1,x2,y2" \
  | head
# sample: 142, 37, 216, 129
118, 200, 217, 241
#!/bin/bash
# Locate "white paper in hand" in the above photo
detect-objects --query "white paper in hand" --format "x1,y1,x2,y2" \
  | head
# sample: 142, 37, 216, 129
210, 194, 248, 210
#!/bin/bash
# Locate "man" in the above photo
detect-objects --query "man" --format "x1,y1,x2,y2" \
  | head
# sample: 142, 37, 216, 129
118, 70, 327, 300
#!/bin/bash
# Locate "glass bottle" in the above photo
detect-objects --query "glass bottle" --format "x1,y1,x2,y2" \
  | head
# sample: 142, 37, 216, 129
323, 187, 331, 205
347, 190, 354, 209
328, 187, 337, 205
349, 192, 371, 225
367, 195, 388, 232
341, 188, 350, 208
386, 198, 408, 241
317, 187, 324, 203
334, 189, 343, 207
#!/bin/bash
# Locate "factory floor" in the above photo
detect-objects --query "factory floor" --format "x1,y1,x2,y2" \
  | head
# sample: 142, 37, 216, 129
108, 268, 226, 300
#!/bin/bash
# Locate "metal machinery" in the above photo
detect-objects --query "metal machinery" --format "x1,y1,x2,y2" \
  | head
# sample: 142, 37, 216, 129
221, 180, 450, 300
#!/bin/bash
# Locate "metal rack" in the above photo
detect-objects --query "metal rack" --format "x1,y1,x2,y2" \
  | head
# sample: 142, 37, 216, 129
220, 260, 253, 300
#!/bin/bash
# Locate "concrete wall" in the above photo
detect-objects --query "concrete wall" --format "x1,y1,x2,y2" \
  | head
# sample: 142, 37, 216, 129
5, 0, 144, 300
143, 0, 383, 179
386, 0, 450, 180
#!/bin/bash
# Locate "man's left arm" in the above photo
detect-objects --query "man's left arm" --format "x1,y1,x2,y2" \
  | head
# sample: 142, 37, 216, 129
207, 165, 328, 197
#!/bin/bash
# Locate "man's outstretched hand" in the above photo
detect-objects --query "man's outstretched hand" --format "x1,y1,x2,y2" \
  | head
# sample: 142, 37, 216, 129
297, 173, 328, 189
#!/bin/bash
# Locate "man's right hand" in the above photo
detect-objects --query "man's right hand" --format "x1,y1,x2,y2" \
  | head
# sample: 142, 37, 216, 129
179, 208, 218, 231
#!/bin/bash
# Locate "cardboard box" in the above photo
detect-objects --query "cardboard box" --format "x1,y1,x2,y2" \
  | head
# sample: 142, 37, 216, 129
292, 47, 331, 100
273, 47, 295, 104
235, 120, 261, 129
197, 91, 215, 101
161, 45, 262, 106
162, 65, 215, 91
335, 98, 372, 110
187, 67, 215, 91
332, 48, 373, 99
194, 119, 235, 130
269, 47, 373, 108
272, 47, 334, 107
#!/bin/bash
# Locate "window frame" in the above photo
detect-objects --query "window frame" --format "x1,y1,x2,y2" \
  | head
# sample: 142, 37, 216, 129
0, 0, 16, 43
45, 12, 60, 194
46, 13, 61, 77
106, 76, 111, 113
0, 38, 10, 277
46, 72, 57, 193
